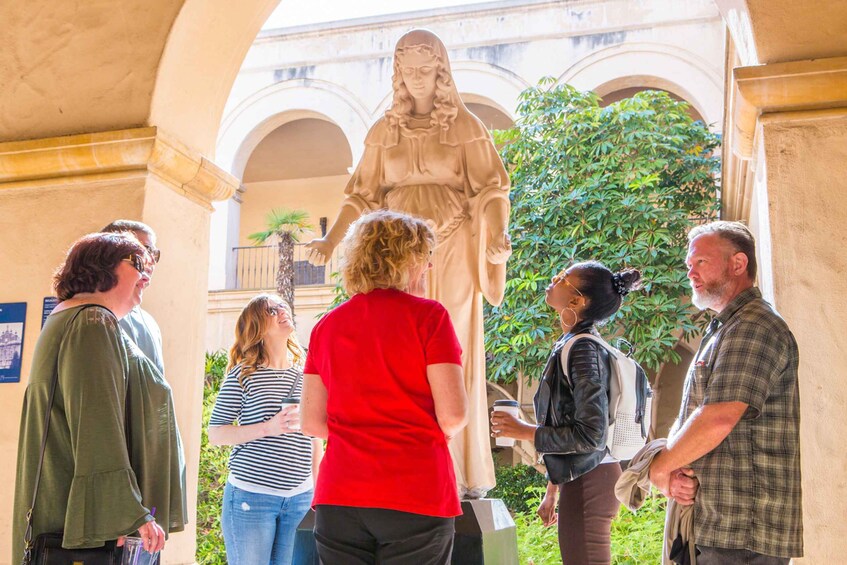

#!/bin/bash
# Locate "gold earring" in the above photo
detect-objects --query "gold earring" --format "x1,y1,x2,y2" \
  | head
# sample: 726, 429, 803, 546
559, 307, 577, 328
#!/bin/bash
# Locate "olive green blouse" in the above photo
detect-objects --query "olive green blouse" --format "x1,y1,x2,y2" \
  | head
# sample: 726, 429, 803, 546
12, 305, 186, 562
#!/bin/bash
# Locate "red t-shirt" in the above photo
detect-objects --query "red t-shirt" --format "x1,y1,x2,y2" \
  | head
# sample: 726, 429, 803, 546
304, 288, 463, 517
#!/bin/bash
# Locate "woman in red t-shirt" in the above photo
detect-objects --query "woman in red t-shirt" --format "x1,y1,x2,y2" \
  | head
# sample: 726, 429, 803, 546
302, 210, 468, 564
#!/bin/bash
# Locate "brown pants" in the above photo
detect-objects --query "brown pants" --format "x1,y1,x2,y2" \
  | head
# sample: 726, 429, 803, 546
557, 462, 622, 565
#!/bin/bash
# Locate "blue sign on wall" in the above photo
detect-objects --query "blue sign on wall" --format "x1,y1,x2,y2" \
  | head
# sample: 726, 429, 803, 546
42, 297, 59, 328
0, 302, 27, 383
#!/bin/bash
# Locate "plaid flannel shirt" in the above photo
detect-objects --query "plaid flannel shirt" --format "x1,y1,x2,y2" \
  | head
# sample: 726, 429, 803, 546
678, 287, 803, 557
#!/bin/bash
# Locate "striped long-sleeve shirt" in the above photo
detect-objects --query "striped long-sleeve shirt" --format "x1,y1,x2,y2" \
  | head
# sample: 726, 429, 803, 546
209, 364, 313, 496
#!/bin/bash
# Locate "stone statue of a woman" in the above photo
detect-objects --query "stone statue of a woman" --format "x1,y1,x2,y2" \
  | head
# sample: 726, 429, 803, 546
307, 29, 511, 498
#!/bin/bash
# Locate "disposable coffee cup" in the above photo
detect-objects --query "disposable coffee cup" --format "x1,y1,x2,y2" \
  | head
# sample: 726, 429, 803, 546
492, 399, 520, 447
121, 537, 159, 565
281, 397, 301, 431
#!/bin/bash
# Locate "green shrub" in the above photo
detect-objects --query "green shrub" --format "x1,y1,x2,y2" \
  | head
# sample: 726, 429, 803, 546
489, 464, 547, 514
487, 84, 719, 383
609, 491, 666, 564
514, 481, 666, 564
196, 351, 230, 565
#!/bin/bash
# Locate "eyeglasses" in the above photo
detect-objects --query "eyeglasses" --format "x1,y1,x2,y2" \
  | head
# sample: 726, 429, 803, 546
552, 272, 583, 297
563, 277, 584, 298
144, 245, 161, 263
122, 254, 148, 274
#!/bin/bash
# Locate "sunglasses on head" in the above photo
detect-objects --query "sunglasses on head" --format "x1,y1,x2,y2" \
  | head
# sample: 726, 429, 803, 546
122, 254, 149, 274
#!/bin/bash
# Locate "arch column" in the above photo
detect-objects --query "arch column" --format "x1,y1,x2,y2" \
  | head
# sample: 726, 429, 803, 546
721, 54, 847, 564
0, 127, 238, 564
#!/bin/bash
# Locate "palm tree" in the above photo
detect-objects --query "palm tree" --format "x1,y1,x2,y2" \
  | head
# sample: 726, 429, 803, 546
248, 208, 313, 315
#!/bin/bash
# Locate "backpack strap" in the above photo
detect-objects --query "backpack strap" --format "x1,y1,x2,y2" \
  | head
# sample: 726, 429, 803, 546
558, 333, 617, 388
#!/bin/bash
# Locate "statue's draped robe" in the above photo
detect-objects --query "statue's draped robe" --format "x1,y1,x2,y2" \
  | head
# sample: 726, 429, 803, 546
343, 110, 510, 495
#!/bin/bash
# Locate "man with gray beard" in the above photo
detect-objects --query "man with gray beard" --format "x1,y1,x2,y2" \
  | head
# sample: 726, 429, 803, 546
649, 221, 803, 564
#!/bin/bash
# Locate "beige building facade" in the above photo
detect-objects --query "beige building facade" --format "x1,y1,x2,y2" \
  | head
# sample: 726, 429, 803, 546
1, 0, 846, 563
207, 0, 727, 357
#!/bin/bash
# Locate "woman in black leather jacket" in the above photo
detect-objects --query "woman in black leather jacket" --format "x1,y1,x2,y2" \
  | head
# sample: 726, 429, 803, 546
491, 260, 641, 565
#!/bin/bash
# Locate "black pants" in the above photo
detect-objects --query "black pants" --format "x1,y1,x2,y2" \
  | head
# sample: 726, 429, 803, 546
696, 546, 790, 565
557, 462, 622, 565
314, 505, 455, 565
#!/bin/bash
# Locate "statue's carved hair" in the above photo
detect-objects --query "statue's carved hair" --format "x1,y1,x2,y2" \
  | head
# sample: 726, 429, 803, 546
341, 210, 435, 295
386, 44, 458, 133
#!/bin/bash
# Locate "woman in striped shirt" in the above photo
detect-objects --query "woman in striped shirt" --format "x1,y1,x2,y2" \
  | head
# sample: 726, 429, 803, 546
208, 294, 322, 565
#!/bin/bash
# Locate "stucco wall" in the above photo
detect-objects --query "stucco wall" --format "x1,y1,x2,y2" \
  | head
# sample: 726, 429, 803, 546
760, 110, 847, 564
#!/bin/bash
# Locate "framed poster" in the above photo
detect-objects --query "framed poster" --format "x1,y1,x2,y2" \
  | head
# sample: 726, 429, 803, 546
0, 302, 27, 383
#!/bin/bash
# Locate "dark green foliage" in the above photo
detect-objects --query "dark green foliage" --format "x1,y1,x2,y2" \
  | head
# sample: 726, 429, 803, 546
196, 351, 230, 565
489, 464, 548, 514
487, 82, 719, 382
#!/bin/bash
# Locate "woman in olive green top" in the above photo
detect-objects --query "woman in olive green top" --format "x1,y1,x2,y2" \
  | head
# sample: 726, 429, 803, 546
13, 232, 186, 563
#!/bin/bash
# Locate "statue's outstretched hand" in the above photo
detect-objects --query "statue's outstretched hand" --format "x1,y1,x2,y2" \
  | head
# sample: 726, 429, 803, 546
306, 238, 334, 266
486, 232, 512, 265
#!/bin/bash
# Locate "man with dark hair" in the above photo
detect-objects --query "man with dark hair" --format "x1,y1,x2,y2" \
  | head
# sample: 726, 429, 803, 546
101, 220, 164, 374
649, 220, 803, 564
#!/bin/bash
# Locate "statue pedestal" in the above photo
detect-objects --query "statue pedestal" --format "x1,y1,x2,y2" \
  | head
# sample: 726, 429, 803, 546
292, 509, 318, 565
292, 499, 518, 564
452, 499, 518, 564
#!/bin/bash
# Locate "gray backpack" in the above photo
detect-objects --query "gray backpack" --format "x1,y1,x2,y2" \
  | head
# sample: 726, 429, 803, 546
561, 334, 653, 460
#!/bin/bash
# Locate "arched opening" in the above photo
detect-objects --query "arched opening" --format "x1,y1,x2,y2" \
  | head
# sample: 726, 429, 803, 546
238, 116, 352, 249
599, 86, 706, 123
465, 102, 515, 131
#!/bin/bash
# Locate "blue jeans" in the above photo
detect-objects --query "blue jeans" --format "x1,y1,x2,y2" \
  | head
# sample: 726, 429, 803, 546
222, 482, 313, 565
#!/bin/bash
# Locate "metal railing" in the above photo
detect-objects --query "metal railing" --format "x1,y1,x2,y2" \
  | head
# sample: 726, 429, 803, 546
232, 244, 340, 290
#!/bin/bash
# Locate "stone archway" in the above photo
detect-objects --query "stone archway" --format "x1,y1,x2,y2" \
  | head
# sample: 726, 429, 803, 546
559, 42, 724, 128
209, 80, 367, 289
218, 79, 370, 175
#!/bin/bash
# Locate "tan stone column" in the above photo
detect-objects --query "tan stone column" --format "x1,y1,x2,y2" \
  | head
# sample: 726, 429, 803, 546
723, 57, 847, 563
0, 127, 238, 564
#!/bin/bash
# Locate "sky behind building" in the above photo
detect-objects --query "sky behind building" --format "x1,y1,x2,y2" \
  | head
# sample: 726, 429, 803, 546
263, 0, 497, 29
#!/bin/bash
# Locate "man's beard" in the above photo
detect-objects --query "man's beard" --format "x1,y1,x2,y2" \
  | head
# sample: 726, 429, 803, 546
691, 276, 731, 311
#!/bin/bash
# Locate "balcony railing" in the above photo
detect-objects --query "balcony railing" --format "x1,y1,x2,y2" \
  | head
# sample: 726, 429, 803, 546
232, 244, 340, 290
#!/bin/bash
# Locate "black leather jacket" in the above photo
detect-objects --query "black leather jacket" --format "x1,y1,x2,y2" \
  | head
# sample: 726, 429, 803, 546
533, 323, 612, 484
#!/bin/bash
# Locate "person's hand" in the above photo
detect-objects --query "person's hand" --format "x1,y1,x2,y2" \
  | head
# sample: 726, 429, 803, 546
305, 238, 334, 266
490, 410, 536, 442
486, 231, 512, 265
263, 405, 300, 436
124, 519, 165, 553
537, 493, 558, 527
668, 467, 699, 506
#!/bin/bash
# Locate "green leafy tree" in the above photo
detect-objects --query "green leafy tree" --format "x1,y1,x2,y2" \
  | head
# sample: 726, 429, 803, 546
196, 351, 229, 565
249, 209, 313, 315
487, 82, 719, 383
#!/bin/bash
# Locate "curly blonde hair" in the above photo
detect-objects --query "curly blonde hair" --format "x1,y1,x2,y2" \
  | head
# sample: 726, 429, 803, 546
386, 44, 458, 133
341, 210, 435, 295
228, 294, 306, 384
